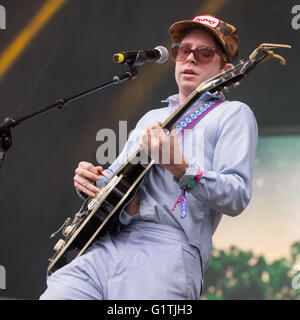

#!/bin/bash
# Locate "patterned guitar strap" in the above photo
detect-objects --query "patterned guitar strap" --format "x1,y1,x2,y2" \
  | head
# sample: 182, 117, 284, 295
171, 97, 225, 219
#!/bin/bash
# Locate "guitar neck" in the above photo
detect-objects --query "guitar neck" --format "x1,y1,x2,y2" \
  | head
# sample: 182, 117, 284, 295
113, 85, 210, 178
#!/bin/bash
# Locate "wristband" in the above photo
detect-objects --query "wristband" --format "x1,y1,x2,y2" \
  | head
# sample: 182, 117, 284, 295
171, 167, 203, 219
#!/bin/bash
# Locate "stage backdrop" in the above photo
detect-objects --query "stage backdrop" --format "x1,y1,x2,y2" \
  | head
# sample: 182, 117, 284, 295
0, 0, 299, 299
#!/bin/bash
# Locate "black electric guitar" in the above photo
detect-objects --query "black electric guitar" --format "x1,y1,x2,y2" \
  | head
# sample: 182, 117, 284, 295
47, 43, 291, 276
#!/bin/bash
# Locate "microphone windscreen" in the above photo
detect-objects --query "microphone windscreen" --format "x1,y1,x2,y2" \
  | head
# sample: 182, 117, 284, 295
155, 46, 169, 64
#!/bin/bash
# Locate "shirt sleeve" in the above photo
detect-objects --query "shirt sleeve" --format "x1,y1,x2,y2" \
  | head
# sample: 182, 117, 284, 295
96, 110, 152, 183
178, 102, 258, 217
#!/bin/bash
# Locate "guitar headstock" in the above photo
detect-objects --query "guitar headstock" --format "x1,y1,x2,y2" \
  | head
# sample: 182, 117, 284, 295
248, 43, 292, 66
196, 42, 292, 95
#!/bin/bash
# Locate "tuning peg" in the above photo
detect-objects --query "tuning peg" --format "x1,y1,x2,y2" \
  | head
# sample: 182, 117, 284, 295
53, 239, 65, 252
50, 217, 71, 239
63, 225, 76, 237
223, 86, 231, 92
233, 82, 240, 88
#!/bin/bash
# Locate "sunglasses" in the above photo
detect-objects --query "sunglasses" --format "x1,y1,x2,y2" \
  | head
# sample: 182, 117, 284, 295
171, 43, 225, 64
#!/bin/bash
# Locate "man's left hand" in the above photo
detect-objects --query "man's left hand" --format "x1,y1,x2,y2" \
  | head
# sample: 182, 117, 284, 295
138, 121, 188, 179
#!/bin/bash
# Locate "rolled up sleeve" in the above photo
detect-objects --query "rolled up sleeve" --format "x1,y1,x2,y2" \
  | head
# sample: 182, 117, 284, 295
178, 102, 258, 217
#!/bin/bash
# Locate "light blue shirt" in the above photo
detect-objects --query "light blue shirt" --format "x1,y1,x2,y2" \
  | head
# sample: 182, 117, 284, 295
84, 91, 258, 272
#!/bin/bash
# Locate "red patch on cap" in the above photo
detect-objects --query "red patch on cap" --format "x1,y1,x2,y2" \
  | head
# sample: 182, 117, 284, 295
193, 15, 220, 28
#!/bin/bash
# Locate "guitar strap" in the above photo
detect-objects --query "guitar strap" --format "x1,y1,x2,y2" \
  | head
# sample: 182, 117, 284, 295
176, 97, 225, 137
171, 97, 225, 219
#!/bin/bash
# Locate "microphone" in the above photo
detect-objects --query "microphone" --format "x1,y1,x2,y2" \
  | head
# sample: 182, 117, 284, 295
113, 46, 169, 65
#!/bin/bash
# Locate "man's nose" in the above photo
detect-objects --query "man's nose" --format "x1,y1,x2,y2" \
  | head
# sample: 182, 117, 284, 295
186, 51, 197, 64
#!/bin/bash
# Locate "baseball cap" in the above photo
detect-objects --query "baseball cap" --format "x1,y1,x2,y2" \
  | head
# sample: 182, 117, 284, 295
169, 15, 239, 63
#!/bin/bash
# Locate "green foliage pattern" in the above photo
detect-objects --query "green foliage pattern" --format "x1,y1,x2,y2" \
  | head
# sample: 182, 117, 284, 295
201, 242, 300, 300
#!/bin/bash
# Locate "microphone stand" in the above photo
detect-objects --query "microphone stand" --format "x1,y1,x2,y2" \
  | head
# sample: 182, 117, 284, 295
0, 65, 139, 173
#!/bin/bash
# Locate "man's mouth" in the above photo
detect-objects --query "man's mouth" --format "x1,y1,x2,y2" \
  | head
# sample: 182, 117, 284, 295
182, 68, 197, 75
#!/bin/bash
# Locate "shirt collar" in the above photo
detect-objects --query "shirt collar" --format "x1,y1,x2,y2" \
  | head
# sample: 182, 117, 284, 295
161, 91, 225, 107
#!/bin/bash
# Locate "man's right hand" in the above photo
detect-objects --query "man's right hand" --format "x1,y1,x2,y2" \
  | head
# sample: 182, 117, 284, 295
74, 161, 103, 198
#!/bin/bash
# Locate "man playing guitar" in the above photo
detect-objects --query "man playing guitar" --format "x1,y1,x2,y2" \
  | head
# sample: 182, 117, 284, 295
40, 15, 258, 300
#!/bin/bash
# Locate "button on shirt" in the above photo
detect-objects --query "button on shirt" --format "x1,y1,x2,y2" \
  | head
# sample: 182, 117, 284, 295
92, 92, 258, 272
